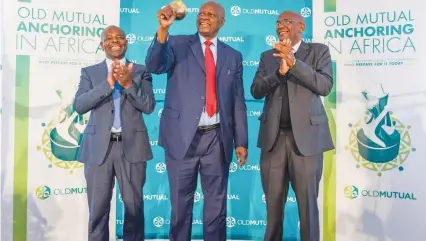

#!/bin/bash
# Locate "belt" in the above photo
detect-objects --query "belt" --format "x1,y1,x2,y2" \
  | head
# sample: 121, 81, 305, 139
110, 132, 122, 141
197, 123, 220, 133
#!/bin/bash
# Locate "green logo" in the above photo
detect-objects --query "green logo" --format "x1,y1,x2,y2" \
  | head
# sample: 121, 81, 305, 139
35, 185, 51, 200
37, 90, 88, 173
345, 88, 415, 176
344, 185, 358, 199
345, 185, 416, 200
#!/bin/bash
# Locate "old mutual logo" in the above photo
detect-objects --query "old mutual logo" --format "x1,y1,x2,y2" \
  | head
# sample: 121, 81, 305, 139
345, 86, 415, 176
344, 185, 359, 199
35, 185, 51, 200
37, 90, 88, 173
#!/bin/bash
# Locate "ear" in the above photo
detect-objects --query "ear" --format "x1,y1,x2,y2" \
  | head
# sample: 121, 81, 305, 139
300, 23, 305, 33
220, 18, 225, 28
100, 41, 105, 51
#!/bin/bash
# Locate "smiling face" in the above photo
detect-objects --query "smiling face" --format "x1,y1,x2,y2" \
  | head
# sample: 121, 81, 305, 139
196, 2, 225, 40
276, 11, 305, 45
100, 26, 128, 60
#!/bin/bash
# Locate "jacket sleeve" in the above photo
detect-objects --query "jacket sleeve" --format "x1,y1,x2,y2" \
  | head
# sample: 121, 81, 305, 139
250, 52, 286, 99
73, 68, 113, 115
124, 67, 156, 114
233, 52, 248, 148
145, 34, 175, 74
287, 45, 333, 96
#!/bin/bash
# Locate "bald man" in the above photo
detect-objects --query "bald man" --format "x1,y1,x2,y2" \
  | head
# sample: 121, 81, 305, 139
146, 1, 248, 241
251, 11, 334, 241
74, 25, 155, 241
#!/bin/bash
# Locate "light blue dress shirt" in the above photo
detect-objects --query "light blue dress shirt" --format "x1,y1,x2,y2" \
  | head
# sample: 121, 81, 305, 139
198, 34, 220, 126
106, 58, 126, 133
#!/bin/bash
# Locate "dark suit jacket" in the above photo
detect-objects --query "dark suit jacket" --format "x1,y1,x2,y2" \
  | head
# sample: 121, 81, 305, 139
73, 60, 155, 165
251, 42, 334, 156
145, 33, 248, 163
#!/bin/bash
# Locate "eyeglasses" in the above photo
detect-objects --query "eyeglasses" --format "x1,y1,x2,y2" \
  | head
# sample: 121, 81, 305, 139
276, 19, 300, 27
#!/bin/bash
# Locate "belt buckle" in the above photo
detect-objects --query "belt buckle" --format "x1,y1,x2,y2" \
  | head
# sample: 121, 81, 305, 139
111, 132, 121, 141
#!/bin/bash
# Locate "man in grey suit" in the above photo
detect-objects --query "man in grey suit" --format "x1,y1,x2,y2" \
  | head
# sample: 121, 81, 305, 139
251, 11, 334, 241
74, 25, 155, 241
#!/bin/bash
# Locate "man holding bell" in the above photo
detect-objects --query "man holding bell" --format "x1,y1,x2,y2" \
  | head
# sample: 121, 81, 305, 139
145, 1, 248, 241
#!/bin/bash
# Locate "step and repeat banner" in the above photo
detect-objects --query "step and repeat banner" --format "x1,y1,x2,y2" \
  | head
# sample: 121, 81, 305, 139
1, 0, 119, 241
118, 0, 313, 240
314, 0, 426, 240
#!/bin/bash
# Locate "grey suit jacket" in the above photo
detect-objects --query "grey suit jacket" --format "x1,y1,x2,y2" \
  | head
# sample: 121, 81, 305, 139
251, 42, 334, 156
73, 60, 155, 165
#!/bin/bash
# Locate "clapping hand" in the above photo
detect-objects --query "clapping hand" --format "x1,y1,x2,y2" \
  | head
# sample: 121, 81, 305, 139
272, 39, 296, 75
111, 61, 134, 89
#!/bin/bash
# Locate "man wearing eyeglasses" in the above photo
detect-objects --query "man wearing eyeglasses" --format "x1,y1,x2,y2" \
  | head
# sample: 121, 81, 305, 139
250, 11, 334, 241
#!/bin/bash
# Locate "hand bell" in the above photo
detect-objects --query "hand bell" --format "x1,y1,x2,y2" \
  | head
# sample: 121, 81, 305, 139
160, 0, 187, 21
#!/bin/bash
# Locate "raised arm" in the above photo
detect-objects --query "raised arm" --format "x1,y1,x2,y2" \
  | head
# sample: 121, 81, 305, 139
145, 34, 175, 74
145, 5, 176, 74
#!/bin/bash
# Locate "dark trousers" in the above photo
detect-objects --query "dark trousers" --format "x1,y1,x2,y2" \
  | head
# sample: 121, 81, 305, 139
84, 141, 147, 241
166, 128, 229, 241
261, 130, 323, 241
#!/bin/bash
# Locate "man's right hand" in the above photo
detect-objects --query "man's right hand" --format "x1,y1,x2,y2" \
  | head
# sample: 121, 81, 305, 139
157, 5, 175, 43
279, 58, 290, 75
107, 61, 117, 87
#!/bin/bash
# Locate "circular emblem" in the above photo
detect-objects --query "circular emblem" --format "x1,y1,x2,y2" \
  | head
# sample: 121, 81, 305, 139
345, 92, 414, 176
37, 91, 87, 174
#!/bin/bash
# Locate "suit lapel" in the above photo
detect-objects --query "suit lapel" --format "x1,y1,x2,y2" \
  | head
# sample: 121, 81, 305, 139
295, 42, 309, 63
96, 60, 114, 108
288, 41, 309, 101
216, 41, 227, 78
190, 34, 206, 73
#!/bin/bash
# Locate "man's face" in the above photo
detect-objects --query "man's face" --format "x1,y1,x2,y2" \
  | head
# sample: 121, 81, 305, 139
276, 12, 305, 42
197, 3, 224, 39
100, 27, 128, 60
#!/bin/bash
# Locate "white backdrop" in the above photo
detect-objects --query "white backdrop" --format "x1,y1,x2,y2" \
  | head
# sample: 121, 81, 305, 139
314, 0, 426, 240
1, 0, 119, 240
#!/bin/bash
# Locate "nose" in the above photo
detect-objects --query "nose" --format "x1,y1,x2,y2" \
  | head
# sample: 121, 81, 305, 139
199, 15, 209, 21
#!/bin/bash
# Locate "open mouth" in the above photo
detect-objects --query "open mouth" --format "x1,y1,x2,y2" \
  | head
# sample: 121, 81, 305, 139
199, 21, 210, 27
110, 45, 121, 51
278, 29, 289, 37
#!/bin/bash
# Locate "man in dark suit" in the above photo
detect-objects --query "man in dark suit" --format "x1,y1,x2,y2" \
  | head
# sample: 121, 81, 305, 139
145, 2, 248, 241
251, 11, 335, 241
74, 25, 155, 241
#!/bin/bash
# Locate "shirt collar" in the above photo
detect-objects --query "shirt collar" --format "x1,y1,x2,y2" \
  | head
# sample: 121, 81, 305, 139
105, 58, 126, 69
292, 40, 302, 53
198, 33, 218, 46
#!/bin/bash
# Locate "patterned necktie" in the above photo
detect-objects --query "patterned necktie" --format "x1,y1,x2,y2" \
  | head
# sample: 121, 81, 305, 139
204, 41, 217, 117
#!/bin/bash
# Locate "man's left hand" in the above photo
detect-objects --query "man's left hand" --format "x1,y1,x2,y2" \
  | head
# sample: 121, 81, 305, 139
113, 62, 134, 89
235, 147, 248, 167
273, 39, 296, 68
